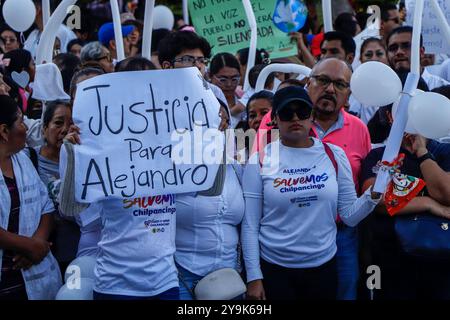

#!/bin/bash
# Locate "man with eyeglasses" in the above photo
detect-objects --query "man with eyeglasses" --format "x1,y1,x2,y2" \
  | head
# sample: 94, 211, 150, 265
307, 58, 372, 300
380, 4, 402, 41
386, 26, 449, 90
158, 31, 230, 130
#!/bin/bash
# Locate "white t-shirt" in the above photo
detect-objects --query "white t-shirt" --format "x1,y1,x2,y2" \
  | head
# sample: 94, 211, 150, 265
93, 195, 178, 297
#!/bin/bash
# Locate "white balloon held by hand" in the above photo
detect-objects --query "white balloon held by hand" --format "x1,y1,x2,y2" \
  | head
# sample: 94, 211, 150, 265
408, 92, 450, 139
351, 61, 402, 107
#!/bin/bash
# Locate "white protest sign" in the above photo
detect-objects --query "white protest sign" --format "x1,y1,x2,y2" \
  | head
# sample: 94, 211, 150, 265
72, 68, 223, 203
405, 0, 450, 54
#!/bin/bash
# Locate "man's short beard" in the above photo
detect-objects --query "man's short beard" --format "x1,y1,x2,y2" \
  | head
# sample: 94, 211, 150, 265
314, 105, 336, 117
396, 66, 410, 73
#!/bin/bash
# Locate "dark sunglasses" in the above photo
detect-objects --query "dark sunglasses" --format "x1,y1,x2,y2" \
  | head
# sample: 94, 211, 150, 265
277, 105, 312, 122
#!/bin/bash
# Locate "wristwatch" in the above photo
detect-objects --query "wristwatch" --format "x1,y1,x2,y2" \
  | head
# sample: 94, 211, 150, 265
417, 151, 436, 165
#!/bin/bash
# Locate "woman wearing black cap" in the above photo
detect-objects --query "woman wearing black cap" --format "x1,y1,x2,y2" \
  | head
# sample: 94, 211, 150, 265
241, 86, 381, 300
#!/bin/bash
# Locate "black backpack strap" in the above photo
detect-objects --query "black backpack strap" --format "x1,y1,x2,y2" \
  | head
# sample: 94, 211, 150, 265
323, 143, 338, 178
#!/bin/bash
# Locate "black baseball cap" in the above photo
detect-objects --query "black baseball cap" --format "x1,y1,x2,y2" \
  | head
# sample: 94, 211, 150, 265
272, 86, 313, 116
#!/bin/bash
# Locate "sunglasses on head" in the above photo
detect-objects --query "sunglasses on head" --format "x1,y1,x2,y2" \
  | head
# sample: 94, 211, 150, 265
277, 104, 312, 122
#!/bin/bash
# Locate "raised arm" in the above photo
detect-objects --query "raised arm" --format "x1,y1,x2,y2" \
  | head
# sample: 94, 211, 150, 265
241, 160, 265, 300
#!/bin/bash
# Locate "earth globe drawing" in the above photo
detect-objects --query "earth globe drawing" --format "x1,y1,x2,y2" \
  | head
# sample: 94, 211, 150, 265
272, 0, 308, 33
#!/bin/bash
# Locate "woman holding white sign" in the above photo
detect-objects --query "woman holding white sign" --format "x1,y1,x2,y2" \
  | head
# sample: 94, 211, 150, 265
60, 128, 179, 300
59, 63, 180, 300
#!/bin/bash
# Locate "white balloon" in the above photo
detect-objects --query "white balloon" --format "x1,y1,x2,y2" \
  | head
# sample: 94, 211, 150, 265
2, 0, 36, 32
409, 92, 450, 139
391, 89, 423, 134
56, 278, 94, 300
64, 256, 96, 282
351, 61, 402, 107
404, 117, 419, 135
153, 5, 174, 30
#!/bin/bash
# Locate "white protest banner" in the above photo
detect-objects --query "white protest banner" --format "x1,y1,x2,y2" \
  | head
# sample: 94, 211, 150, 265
72, 68, 223, 203
405, 0, 450, 54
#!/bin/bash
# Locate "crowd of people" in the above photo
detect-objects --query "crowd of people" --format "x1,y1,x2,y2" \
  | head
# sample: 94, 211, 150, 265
1, 0, 450, 300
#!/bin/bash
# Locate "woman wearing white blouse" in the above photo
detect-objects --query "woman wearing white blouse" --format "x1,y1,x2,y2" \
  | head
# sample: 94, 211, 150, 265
175, 161, 245, 300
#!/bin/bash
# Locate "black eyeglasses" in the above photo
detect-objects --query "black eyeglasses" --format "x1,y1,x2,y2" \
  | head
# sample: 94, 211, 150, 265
387, 42, 411, 53
277, 106, 311, 122
310, 75, 350, 91
172, 55, 210, 66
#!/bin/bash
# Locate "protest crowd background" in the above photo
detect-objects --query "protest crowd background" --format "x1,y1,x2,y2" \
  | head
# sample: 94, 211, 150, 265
1, 0, 450, 301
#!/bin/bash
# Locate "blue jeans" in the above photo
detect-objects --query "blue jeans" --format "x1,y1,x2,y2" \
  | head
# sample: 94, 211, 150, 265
336, 224, 359, 300
177, 264, 244, 300
177, 265, 202, 300
93, 287, 179, 300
